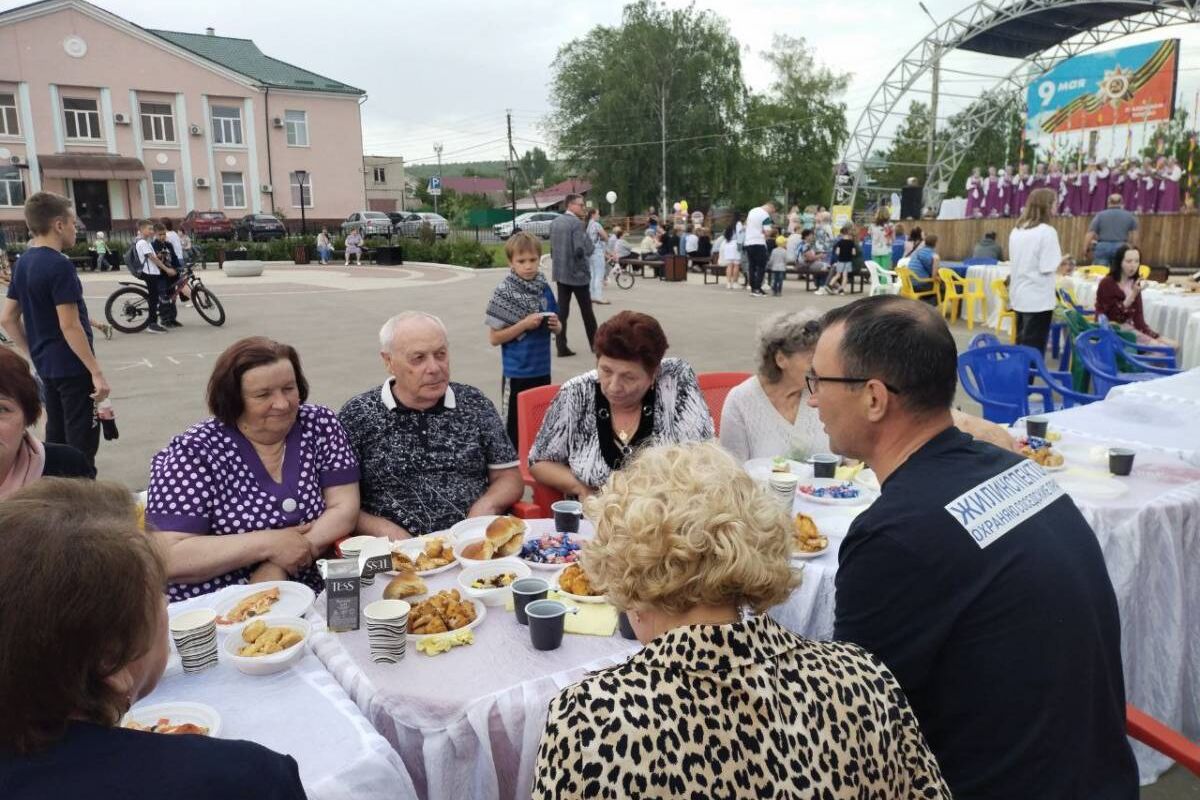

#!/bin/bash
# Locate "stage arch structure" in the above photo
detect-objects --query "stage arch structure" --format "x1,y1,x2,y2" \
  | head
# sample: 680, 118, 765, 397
836, 0, 1200, 212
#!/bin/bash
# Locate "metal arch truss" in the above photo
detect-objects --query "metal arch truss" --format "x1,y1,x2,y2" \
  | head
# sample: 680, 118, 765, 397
836, 0, 1200, 210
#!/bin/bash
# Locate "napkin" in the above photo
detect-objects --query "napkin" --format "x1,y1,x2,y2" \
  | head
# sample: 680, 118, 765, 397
835, 463, 863, 482
504, 592, 619, 636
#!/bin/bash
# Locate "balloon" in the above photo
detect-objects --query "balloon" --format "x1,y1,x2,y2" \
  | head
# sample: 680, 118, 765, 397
605, 190, 617, 204
673, 202, 681, 212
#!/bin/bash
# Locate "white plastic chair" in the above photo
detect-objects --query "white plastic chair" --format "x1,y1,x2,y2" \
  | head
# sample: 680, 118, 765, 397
539, 254, 553, 273
866, 260, 901, 296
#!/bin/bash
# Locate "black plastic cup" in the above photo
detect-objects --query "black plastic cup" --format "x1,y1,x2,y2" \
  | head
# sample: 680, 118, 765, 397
551, 500, 582, 534
1025, 416, 1049, 439
526, 599, 570, 651
810, 454, 839, 479
618, 611, 637, 640
512, 577, 549, 625
1108, 448, 1135, 476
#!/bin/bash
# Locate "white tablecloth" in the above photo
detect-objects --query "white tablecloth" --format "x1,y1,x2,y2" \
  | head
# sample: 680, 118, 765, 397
308, 519, 639, 800
147, 591, 417, 800
1069, 276, 1200, 367
1043, 393, 1200, 467
1109, 368, 1200, 407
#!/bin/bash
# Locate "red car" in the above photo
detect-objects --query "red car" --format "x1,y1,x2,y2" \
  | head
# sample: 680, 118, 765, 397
182, 210, 235, 240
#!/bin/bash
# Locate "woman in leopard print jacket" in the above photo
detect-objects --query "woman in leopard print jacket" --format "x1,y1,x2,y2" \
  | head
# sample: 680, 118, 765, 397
533, 442, 949, 800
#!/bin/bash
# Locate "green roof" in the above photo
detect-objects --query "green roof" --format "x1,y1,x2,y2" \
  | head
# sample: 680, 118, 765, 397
149, 29, 364, 96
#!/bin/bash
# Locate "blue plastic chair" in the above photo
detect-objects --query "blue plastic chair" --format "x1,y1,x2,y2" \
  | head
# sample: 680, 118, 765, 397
1072, 328, 1179, 398
958, 345, 1101, 424
968, 332, 1001, 349
962, 257, 999, 267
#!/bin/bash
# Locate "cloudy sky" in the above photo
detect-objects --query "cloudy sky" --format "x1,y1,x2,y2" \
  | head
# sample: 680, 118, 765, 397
20, 0, 1200, 166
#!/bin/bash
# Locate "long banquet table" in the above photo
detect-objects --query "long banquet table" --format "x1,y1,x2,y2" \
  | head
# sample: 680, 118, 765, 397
147, 592, 418, 800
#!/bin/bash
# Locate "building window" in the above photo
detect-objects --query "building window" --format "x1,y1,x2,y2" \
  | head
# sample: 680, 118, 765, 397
0, 166, 24, 206
373, 167, 386, 184
289, 171, 313, 207
140, 102, 175, 143
211, 105, 243, 145
151, 170, 178, 207
284, 110, 308, 146
221, 171, 245, 208
63, 97, 101, 140
0, 94, 18, 137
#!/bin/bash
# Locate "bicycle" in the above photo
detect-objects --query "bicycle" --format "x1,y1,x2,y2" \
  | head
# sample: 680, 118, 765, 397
104, 266, 226, 333
608, 258, 636, 290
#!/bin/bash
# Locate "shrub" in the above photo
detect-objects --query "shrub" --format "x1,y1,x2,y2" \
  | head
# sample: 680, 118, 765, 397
418, 222, 436, 246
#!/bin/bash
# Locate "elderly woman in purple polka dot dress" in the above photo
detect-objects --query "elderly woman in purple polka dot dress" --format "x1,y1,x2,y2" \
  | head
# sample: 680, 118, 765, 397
145, 337, 361, 601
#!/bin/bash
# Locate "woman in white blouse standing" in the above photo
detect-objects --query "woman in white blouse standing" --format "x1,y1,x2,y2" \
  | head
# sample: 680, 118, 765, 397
1008, 188, 1067, 356
719, 310, 829, 462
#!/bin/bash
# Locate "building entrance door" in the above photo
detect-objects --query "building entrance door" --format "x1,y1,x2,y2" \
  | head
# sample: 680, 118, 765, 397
72, 180, 112, 233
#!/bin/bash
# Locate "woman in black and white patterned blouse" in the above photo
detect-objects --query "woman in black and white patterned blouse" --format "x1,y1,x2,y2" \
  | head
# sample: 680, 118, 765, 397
529, 311, 713, 497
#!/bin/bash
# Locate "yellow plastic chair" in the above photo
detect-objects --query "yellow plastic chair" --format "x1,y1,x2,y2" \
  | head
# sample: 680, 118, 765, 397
990, 279, 1017, 343
938, 268, 986, 329
896, 266, 938, 303
1080, 265, 1109, 279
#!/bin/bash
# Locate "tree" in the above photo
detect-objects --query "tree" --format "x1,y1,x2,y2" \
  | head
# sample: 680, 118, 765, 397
945, 91, 1033, 195
867, 101, 933, 199
733, 35, 849, 209
549, 0, 745, 213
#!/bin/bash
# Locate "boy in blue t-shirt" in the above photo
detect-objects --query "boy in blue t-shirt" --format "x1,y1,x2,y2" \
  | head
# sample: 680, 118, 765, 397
484, 232, 560, 447
1, 192, 110, 469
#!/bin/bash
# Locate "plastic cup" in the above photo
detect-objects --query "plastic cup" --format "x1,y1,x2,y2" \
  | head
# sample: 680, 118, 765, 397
1025, 416, 1049, 439
363, 600, 409, 664
1108, 448, 1135, 477
512, 577, 549, 625
767, 472, 799, 509
810, 453, 840, 479
169, 609, 218, 674
526, 599, 573, 651
617, 611, 637, 640
551, 500, 582, 534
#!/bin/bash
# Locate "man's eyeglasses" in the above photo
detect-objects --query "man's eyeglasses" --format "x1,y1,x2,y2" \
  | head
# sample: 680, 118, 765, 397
804, 373, 902, 395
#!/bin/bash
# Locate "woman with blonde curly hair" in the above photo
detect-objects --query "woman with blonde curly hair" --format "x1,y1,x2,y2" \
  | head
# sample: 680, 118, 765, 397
531, 441, 950, 800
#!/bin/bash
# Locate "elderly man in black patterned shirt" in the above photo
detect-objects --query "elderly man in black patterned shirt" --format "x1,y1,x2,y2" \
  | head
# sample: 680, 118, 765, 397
338, 312, 524, 538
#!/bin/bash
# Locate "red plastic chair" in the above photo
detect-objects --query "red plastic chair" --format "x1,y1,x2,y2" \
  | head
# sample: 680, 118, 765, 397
511, 384, 563, 520
1127, 704, 1200, 776
696, 372, 751, 436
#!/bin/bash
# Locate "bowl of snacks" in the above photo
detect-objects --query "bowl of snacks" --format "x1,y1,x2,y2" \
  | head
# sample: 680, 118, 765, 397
390, 535, 458, 576
453, 516, 528, 569
407, 589, 487, 642
123, 702, 221, 737
553, 562, 606, 604
795, 479, 870, 506
791, 513, 829, 560
519, 532, 584, 570
222, 615, 310, 676
1018, 436, 1065, 470
457, 561, 532, 606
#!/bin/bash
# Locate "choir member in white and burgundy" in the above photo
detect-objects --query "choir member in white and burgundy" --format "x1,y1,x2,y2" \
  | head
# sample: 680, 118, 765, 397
965, 167, 983, 219
1157, 156, 1182, 214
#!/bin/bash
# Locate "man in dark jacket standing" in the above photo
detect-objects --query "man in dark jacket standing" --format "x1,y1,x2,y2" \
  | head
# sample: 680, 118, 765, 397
549, 193, 595, 357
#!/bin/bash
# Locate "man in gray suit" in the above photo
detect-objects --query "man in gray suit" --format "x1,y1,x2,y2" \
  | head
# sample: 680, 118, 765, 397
549, 193, 595, 357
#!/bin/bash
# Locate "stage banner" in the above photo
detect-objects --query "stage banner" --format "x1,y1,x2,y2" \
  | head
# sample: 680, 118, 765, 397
1026, 39, 1179, 136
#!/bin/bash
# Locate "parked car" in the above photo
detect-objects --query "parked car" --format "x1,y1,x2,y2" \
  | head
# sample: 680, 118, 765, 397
396, 212, 450, 239
182, 210, 235, 240
341, 211, 393, 237
494, 211, 561, 240
386, 212, 407, 228
234, 214, 287, 242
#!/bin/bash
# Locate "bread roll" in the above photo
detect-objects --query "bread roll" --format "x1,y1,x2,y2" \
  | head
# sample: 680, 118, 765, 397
486, 516, 526, 557
461, 539, 496, 561
384, 570, 427, 599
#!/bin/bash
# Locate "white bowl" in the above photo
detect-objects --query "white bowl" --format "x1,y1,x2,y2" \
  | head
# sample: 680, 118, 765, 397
457, 561, 532, 606
338, 535, 384, 556
222, 615, 310, 676
448, 516, 498, 541
453, 534, 526, 570
123, 701, 222, 737
407, 598, 488, 643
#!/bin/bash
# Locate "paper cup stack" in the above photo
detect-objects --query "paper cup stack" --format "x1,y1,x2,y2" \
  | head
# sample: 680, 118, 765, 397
363, 599, 409, 663
767, 472, 799, 510
169, 609, 219, 674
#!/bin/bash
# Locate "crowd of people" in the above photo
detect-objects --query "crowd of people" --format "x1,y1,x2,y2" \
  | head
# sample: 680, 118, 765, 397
0, 189, 1146, 799
963, 158, 1185, 219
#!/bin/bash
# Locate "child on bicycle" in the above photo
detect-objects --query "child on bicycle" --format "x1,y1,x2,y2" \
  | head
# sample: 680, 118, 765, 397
484, 231, 560, 447
152, 224, 183, 327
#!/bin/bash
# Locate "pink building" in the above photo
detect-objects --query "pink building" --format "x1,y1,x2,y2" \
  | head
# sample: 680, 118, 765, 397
0, 0, 365, 232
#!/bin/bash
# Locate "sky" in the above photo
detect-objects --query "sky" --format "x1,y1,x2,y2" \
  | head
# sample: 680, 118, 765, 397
12, 0, 1200, 169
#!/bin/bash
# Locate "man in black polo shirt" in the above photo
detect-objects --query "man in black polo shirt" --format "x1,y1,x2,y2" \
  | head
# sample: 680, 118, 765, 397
338, 311, 524, 538
809, 295, 1136, 799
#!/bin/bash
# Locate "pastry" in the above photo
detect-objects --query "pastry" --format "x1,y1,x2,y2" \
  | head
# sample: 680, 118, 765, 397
558, 562, 600, 596
409, 589, 477, 635
461, 539, 496, 561
485, 516, 527, 558
237, 623, 304, 656
216, 587, 280, 625
384, 570, 427, 599
792, 513, 828, 554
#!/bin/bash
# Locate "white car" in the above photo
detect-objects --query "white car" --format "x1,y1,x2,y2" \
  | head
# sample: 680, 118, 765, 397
397, 212, 449, 239
494, 211, 560, 240
341, 211, 393, 237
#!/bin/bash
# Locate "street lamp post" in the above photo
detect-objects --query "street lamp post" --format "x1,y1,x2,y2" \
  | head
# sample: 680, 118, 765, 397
295, 169, 308, 236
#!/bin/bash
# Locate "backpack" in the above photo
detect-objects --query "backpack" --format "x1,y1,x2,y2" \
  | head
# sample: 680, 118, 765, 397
124, 242, 145, 279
